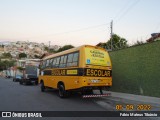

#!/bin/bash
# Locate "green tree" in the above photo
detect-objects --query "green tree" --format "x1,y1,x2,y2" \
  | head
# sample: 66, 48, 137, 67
34, 55, 40, 58
57, 45, 74, 52
97, 34, 128, 51
49, 48, 56, 53
44, 46, 49, 51
0, 61, 5, 71
8, 60, 16, 67
0, 60, 16, 71
19, 53, 27, 58
133, 40, 144, 46
17, 66, 25, 71
2, 53, 12, 58
0, 45, 4, 48
44, 46, 56, 53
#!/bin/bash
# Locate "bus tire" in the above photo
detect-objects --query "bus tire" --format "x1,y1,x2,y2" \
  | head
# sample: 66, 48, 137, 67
58, 84, 67, 98
41, 81, 45, 92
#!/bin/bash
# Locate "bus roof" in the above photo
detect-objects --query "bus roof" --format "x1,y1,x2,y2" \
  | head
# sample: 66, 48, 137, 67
43, 45, 107, 60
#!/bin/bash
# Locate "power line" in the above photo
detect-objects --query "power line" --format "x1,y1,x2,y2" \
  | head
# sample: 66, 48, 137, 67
153, 22, 160, 32
115, 0, 141, 23
22, 0, 140, 44
27, 23, 110, 39
113, 0, 132, 20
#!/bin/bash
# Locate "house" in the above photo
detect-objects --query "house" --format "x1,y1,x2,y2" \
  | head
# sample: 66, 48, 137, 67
17, 59, 26, 68
2, 40, 48, 59
0, 47, 4, 56
147, 33, 160, 42
49, 45, 60, 51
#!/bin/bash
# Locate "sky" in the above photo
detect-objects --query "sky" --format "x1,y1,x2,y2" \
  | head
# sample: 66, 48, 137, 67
0, 0, 160, 46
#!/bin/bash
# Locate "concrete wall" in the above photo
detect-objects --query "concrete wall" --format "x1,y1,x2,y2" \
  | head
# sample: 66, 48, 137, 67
109, 41, 160, 97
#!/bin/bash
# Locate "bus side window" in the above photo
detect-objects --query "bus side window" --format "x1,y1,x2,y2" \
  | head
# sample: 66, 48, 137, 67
67, 52, 79, 67
55, 57, 60, 68
46, 59, 50, 68
60, 56, 64, 63
63, 55, 67, 67
40, 61, 43, 69
73, 52, 79, 66
73, 53, 79, 62
42, 60, 46, 69
67, 54, 73, 67
50, 58, 54, 66
64, 55, 67, 63
72, 53, 79, 66
67, 54, 73, 62
52, 58, 56, 68
59, 56, 64, 68
59, 55, 67, 68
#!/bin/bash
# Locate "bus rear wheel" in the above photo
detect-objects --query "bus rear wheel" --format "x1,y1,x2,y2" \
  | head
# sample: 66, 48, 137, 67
58, 84, 68, 98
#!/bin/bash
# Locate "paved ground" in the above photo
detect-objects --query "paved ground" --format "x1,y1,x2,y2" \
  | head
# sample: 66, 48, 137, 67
94, 90, 160, 111
0, 77, 159, 120
0, 77, 106, 111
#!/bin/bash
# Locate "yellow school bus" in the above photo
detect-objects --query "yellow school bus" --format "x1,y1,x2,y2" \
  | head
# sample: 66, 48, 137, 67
39, 45, 112, 98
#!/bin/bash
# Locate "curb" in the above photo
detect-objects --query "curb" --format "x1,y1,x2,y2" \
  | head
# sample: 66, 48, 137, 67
102, 91, 160, 105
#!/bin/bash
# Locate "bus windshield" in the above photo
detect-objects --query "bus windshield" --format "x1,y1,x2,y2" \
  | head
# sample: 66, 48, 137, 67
85, 47, 111, 66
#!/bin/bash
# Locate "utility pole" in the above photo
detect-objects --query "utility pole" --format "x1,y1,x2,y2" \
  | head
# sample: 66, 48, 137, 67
49, 41, 51, 48
49, 41, 51, 52
110, 20, 113, 51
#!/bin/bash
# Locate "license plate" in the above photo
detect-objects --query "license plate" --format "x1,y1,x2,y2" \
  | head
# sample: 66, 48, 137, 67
91, 80, 100, 83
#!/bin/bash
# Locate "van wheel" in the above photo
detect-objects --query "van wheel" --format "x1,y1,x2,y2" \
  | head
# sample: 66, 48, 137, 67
58, 84, 68, 98
35, 81, 38, 85
41, 81, 45, 92
19, 80, 23, 85
24, 81, 27, 85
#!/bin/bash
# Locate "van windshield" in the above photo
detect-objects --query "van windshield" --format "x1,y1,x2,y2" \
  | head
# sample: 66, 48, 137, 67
85, 47, 111, 66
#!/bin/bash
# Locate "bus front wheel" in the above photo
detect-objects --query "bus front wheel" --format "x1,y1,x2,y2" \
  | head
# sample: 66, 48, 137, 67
41, 81, 45, 92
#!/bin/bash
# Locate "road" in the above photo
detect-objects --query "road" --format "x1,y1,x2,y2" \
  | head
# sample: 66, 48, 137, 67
0, 77, 107, 111
0, 77, 159, 120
